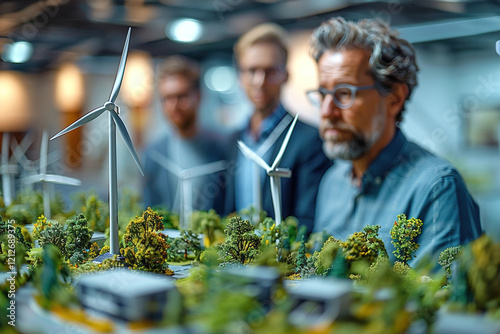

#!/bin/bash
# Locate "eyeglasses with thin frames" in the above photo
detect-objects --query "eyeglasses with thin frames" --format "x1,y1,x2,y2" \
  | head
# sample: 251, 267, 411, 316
239, 66, 286, 84
306, 83, 376, 109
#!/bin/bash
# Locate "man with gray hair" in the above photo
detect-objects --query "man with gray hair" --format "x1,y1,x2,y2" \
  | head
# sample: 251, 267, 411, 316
309, 17, 482, 265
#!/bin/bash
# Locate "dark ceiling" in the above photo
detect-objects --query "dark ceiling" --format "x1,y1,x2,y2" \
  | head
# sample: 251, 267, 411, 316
1, 0, 500, 72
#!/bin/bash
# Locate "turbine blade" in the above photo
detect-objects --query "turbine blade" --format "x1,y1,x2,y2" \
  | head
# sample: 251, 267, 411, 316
43, 174, 82, 186
110, 111, 144, 176
270, 176, 282, 225
237, 140, 270, 171
51, 106, 106, 140
271, 113, 299, 170
40, 130, 48, 174
149, 150, 182, 177
109, 27, 131, 103
10, 132, 32, 167
182, 160, 227, 179
22, 174, 44, 185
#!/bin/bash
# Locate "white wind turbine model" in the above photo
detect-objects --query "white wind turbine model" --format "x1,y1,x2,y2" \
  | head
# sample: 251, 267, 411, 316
51, 28, 144, 255
1, 133, 19, 206
149, 150, 227, 229
23, 131, 81, 218
237, 113, 299, 225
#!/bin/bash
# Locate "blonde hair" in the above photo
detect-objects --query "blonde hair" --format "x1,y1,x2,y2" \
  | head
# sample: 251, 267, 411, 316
158, 55, 200, 89
234, 23, 289, 65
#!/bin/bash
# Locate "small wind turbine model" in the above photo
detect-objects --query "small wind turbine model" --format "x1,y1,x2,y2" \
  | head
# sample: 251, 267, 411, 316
51, 28, 144, 255
237, 113, 299, 225
1, 133, 19, 206
149, 150, 227, 229
23, 131, 81, 218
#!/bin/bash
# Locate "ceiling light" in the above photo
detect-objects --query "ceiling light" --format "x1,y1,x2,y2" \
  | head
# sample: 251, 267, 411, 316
166, 18, 203, 43
1, 41, 33, 63
204, 65, 237, 93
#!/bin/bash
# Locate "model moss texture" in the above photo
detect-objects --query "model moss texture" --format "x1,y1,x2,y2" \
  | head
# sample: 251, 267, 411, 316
218, 216, 261, 265
120, 207, 173, 274
390, 214, 423, 265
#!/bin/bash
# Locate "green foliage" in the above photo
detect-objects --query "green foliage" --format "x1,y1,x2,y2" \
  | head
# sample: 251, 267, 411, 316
190, 209, 223, 246
38, 221, 67, 257
72, 191, 109, 232
33, 215, 51, 241
341, 225, 386, 265
70, 255, 124, 275
438, 246, 461, 283
65, 214, 93, 264
313, 236, 342, 276
87, 242, 100, 260
120, 208, 171, 274
151, 206, 178, 230
15, 226, 32, 252
238, 205, 268, 226
455, 235, 500, 313
390, 214, 423, 264
168, 230, 202, 262
294, 236, 307, 273
32, 245, 76, 309
218, 216, 261, 265
99, 245, 110, 255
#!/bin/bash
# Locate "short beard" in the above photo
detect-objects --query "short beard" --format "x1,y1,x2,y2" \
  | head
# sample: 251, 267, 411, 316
322, 133, 369, 160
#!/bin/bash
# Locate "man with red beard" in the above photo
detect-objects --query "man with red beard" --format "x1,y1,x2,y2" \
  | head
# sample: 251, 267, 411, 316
231, 23, 331, 234
310, 18, 482, 265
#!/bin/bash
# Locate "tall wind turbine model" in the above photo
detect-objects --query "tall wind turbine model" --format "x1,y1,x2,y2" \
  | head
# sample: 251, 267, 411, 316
237, 114, 299, 225
1, 133, 19, 206
23, 131, 81, 218
149, 150, 227, 229
51, 28, 144, 255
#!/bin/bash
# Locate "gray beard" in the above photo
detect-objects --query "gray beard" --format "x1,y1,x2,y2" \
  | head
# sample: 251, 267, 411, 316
322, 133, 370, 160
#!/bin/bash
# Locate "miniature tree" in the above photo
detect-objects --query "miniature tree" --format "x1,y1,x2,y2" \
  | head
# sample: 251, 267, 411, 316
342, 225, 386, 265
65, 214, 93, 264
33, 244, 75, 309
438, 246, 461, 283
390, 214, 423, 265
151, 206, 177, 230
38, 221, 67, 256
72, 191, 109, 232
294, 236, 307, 274
15, 226, 32, 252
87, 242, 100, 260
168, 230, 202, 261
190, 209, 223, 246
218, 216, 261, 265
121, 208, 172, 274
99, 245, 110, 255
459, 235, 500, 312
313, 236, 342, 276
0, 218, 7, 254
33, 215, 52, 242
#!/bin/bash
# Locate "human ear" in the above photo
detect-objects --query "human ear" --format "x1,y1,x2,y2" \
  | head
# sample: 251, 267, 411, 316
387, 83, 408, 118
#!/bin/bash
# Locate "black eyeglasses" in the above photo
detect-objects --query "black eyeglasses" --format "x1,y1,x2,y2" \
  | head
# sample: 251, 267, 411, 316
306, 84, 377, 109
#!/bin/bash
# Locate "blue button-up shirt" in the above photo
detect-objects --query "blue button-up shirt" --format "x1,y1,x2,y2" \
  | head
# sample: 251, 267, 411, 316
314, 129, 482, 265
235, 104, 288, 212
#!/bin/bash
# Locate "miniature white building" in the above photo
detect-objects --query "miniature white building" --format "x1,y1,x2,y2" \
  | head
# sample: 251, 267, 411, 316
75, 268, 180, 322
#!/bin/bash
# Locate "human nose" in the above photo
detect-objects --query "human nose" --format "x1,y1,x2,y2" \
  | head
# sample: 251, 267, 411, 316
250, 69, 266, 86
320, 93, 342, 119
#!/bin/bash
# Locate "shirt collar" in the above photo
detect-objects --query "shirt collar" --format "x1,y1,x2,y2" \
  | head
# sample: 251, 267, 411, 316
243, 103, 288, 144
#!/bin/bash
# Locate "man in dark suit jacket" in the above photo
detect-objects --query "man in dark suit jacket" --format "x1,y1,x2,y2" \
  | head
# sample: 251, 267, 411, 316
231, 23, 332, 233
142, 56, 230, 219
